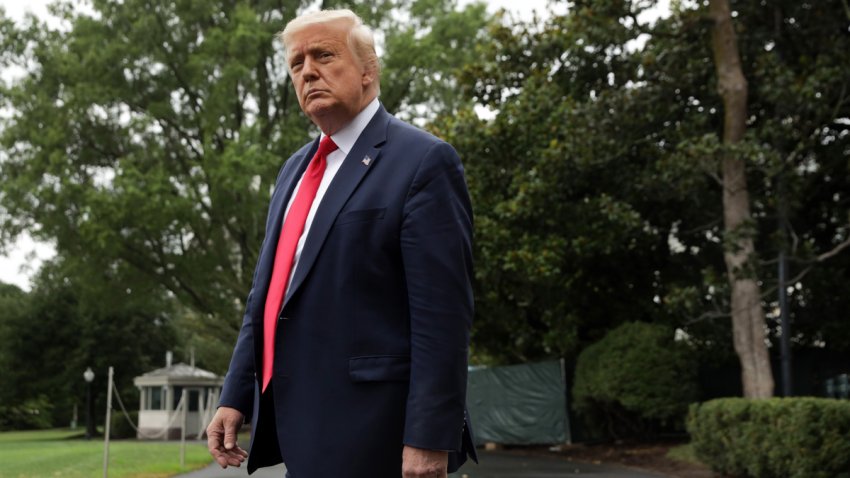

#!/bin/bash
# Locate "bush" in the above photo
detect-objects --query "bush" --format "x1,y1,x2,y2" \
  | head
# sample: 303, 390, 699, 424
572, 322, 698, 439
688, 397, 850, 478
110, 410, 138, 439
0, 396, 54, 431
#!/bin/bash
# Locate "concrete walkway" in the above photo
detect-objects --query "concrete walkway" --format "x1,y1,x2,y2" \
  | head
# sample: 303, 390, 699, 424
177, 450, 667, 478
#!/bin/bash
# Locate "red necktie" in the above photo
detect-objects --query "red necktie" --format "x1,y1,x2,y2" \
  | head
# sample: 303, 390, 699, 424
262, 136, 338, 392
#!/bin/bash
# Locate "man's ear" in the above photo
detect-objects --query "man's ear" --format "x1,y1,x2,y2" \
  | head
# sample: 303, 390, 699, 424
361, 67, 376, 89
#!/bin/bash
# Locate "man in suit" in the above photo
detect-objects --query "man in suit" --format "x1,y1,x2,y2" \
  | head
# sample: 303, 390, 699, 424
206, 9, 476, 478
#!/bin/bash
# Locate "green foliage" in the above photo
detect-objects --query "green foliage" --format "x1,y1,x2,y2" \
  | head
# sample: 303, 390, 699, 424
0, 259, 177, 429
109, 410, 138, 440
379, 0, 492, 119
0, 282, 28, 403
573, 322, 699, 439
440, 2, 724, 364
0, 0, 495, 373
0, 0, 307, 370
688, 398, 850, 478
0, 396, 54, 431
438, 0, 850, 367
2, 0, 849, 386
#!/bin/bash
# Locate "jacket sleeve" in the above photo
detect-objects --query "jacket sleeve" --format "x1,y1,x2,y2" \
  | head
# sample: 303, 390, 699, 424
218, 157, 297, 416
400, 140, 474, 451
218, 296, 257, 417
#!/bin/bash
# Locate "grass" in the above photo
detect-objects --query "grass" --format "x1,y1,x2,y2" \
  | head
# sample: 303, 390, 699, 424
666, 442, 703, 466
0, 428, 213, 478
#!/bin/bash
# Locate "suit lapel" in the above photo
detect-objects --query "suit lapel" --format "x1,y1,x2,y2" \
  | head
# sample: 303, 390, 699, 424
283, 107, 391, 306
253, 138, 319, 317
274, 140, 319, 223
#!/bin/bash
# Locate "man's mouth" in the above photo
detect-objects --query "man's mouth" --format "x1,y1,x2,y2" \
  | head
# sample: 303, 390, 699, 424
305, 89, 327, 99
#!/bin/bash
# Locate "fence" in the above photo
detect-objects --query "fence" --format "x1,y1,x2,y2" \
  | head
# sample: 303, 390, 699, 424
100, 366, 202, 477
467, 359, 570, 445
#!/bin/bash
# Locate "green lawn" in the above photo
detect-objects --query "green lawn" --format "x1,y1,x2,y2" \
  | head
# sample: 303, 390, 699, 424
666, 443, 703, 466
0, 428, 213, 478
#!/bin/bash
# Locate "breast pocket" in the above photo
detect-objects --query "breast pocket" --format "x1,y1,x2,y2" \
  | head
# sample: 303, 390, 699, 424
334, 207, 386, 226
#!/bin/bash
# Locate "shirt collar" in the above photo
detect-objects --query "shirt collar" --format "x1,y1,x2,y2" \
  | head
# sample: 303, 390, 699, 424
322, 97, 380, 156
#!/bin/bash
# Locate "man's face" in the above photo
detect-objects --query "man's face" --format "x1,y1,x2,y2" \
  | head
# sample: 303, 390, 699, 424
287, 21, 375, 133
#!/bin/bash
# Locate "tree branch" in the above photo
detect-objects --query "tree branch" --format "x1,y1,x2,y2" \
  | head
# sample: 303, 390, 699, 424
816, 232, 850, 262
152, 9, 204, 116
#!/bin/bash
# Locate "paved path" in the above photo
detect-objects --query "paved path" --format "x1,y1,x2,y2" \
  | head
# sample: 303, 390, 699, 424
177, 450, 667, 478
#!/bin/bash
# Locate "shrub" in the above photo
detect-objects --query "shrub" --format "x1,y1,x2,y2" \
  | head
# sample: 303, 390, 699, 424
688, 397, 850, 478
110, 410, 138, 439
0, 396, 54, 430
572, 322, 698, 439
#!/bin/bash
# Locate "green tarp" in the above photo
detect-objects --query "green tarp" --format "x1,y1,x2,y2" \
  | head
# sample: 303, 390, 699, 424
467, 360, 570, 445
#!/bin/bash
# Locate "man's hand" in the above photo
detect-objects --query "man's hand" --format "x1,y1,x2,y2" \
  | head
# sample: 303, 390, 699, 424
206, 406, 249, 468
402, 445, 449, 478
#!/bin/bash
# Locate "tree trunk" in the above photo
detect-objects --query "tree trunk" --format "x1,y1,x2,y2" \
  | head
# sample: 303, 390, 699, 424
708, 0, 775, 398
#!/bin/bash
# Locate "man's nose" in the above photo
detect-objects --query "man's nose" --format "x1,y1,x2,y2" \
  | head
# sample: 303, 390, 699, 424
301, 57, 319, 81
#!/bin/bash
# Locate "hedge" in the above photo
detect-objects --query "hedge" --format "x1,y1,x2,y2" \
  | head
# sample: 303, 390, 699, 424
688, 397, 850, 478
573, 322, 698, 439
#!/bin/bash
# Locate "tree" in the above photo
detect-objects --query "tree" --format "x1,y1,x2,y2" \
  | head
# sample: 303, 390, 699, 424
377, 0, 491, 120
438, 1, 718, 364
439, 0, 850, 381
1, 0, 307, 368
0, 0, 494, 371
707, 0, 773, 397
3, 0, 848, 390
0, 282, 28, 405
0, 258, 178, 427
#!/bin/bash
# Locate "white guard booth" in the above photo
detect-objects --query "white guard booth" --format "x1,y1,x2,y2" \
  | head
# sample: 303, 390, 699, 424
133, 353, 224, 440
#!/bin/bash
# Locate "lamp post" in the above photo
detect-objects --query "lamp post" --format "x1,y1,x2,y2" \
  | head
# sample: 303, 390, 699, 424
84, 367, 95, 439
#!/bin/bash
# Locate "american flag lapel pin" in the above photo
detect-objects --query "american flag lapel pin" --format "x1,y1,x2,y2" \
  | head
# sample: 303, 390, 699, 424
361, 155, 372, 166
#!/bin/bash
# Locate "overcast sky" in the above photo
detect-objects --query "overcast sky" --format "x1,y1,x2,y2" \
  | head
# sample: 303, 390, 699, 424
0, 0, 670, 290
0, 0, 571, 24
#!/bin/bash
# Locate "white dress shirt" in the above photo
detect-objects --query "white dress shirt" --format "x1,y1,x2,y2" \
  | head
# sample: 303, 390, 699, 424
282, 97, 381, 288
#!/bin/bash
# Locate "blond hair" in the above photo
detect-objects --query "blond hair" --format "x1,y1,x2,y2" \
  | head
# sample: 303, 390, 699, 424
279, 9, 381, 92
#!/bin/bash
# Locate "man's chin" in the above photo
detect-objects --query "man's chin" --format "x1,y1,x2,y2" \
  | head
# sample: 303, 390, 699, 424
305, 100, 335, 117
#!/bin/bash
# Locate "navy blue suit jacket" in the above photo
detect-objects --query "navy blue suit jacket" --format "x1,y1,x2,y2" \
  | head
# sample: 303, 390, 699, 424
218, 105, 477, 477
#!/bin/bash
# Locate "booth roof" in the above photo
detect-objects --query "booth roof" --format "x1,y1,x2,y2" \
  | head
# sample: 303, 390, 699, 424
137, 362, 219, 379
